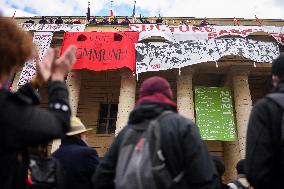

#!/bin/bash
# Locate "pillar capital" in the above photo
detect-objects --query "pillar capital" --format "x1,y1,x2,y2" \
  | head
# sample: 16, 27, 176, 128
120, 69, 135, 80
228, 65, 252, 77
179, 66, 195, 77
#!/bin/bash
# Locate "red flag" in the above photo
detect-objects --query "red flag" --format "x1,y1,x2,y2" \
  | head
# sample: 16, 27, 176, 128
233, 17, 239, 26
60, 32, 139, 72
11, 11, 16, 19
255, 15, 261, 25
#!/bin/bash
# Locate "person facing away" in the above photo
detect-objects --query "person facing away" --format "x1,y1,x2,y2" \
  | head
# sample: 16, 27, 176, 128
228, 159, 249, 189
24, 17, 34, 24
93, 76, 220, 189
39, 16, 48, 24
0, 17, 77, 189
246, 54, 284, 189
52, 117, 99, 189
211, 155, 230, 189
49, 17, 54, 24
55, 16, 63, 24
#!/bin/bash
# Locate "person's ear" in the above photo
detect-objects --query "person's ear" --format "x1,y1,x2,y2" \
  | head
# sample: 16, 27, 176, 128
272, 75, 279, 87
272, 75, 279, 81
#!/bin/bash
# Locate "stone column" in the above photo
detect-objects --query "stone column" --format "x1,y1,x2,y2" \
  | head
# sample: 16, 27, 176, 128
65, 71, 82, 116
223, 66, 252, 181
223, 142, 241, 182
176, 67, 195, 120
51, 71, 82, 153
115, 70, 136, 135
231, 67, 252, 158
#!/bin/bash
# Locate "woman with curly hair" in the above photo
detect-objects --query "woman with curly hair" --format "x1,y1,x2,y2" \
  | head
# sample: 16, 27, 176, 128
0, 17, 77, 189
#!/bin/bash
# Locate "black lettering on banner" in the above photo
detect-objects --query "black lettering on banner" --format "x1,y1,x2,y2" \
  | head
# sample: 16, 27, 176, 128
77, 47, 128, 63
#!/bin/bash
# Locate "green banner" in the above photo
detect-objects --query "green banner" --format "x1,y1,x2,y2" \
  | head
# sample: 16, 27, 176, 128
194, 86, 237, 141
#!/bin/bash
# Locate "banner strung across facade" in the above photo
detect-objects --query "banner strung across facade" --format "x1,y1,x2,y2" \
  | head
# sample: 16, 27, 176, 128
195, 86, 237, 141
61, 32, 139, 72
18, 32, 53, 86
135, 38, 279, 74
130, 24, 284, 44
20, 24, 86, 32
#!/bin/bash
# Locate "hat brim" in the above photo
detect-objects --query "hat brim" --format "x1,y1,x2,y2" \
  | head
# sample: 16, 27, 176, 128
66, 128, 93, 136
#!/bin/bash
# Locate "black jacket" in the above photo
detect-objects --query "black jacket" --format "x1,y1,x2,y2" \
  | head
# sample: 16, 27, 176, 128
0, 81, 71, 189
93, 103, 219, 189
246, 81, 284, 189
52, 137, 99, 189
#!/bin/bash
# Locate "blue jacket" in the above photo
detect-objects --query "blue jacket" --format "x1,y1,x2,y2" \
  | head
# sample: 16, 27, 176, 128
52, 136, 99, 189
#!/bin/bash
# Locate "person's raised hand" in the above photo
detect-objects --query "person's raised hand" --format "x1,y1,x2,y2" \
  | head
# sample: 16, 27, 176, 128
51, 45, 77, 81
32, 48, 55, 88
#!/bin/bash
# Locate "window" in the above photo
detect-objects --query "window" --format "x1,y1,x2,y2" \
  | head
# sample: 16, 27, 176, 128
97, 103, 118, 134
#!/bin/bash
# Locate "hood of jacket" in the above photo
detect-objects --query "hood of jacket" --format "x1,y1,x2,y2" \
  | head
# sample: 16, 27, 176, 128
128, 102, 177, 124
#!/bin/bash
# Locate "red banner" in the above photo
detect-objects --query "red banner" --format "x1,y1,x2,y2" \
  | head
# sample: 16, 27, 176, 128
61, 32, 139, 72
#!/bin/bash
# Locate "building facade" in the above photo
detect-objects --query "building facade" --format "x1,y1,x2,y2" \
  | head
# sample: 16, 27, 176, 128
13, 16, 284, 181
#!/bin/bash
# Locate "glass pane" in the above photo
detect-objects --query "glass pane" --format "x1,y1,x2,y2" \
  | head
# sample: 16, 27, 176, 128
108, 104, 118, 133
97, 104, 108, 134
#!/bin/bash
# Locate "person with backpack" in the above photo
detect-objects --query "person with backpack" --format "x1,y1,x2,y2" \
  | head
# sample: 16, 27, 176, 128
52, 117, 99, 189
93, 76, 220, 189
0, 17, 77, 189
246, 54, 284, 189
228, 159, 249, 189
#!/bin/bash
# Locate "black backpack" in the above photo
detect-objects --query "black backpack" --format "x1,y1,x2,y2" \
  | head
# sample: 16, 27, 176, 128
27, 145, 65, 189
115, 111, 185, 189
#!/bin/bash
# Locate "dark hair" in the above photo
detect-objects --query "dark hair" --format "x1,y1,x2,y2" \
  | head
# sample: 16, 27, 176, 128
236, 159, 245, 175
0, 17, 34, 74
272, 54, 284, 79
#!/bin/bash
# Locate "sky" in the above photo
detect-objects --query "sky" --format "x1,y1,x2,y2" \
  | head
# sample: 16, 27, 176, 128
1, 0, 284, 19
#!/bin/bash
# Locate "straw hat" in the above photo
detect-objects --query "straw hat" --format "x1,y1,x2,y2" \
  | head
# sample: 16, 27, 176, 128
66, 117, 93, 136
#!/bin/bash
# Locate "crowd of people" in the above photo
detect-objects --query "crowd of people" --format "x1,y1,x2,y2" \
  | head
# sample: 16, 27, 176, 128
23, 15, 210, 26
1, 14, 284, 189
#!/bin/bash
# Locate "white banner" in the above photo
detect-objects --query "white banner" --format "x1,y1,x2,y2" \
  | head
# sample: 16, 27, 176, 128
18, 32, 53, 86
20, 24, 86, 32
135, 38, 280, 74
130, 24, 284, 44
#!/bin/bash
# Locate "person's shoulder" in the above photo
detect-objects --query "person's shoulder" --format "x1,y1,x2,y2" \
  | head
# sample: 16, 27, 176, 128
164, 111, 195, 125
0, 90, 32, 105
253, 94, 281, 112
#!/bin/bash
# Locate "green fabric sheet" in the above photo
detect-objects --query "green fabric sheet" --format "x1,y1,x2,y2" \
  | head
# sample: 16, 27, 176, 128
194, 86, 237, 141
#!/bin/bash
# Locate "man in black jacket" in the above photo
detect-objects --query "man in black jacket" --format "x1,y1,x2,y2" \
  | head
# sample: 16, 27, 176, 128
93, 76, 219, 189
246, 54, 284, 189
52, 117, 99, 189
0, 17, 77, 189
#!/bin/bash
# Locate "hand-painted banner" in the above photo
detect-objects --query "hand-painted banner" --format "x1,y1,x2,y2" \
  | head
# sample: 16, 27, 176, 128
18, 32, 53, 86
130, 24, 284, 44
195, 86, 237, 141
61, 32, 139, 72
20, 24, 86, 32
135, 38, 279, 74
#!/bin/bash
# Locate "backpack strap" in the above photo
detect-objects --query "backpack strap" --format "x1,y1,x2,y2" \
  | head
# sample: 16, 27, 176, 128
266, 93, 284, 142
150, 111, 186, 184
